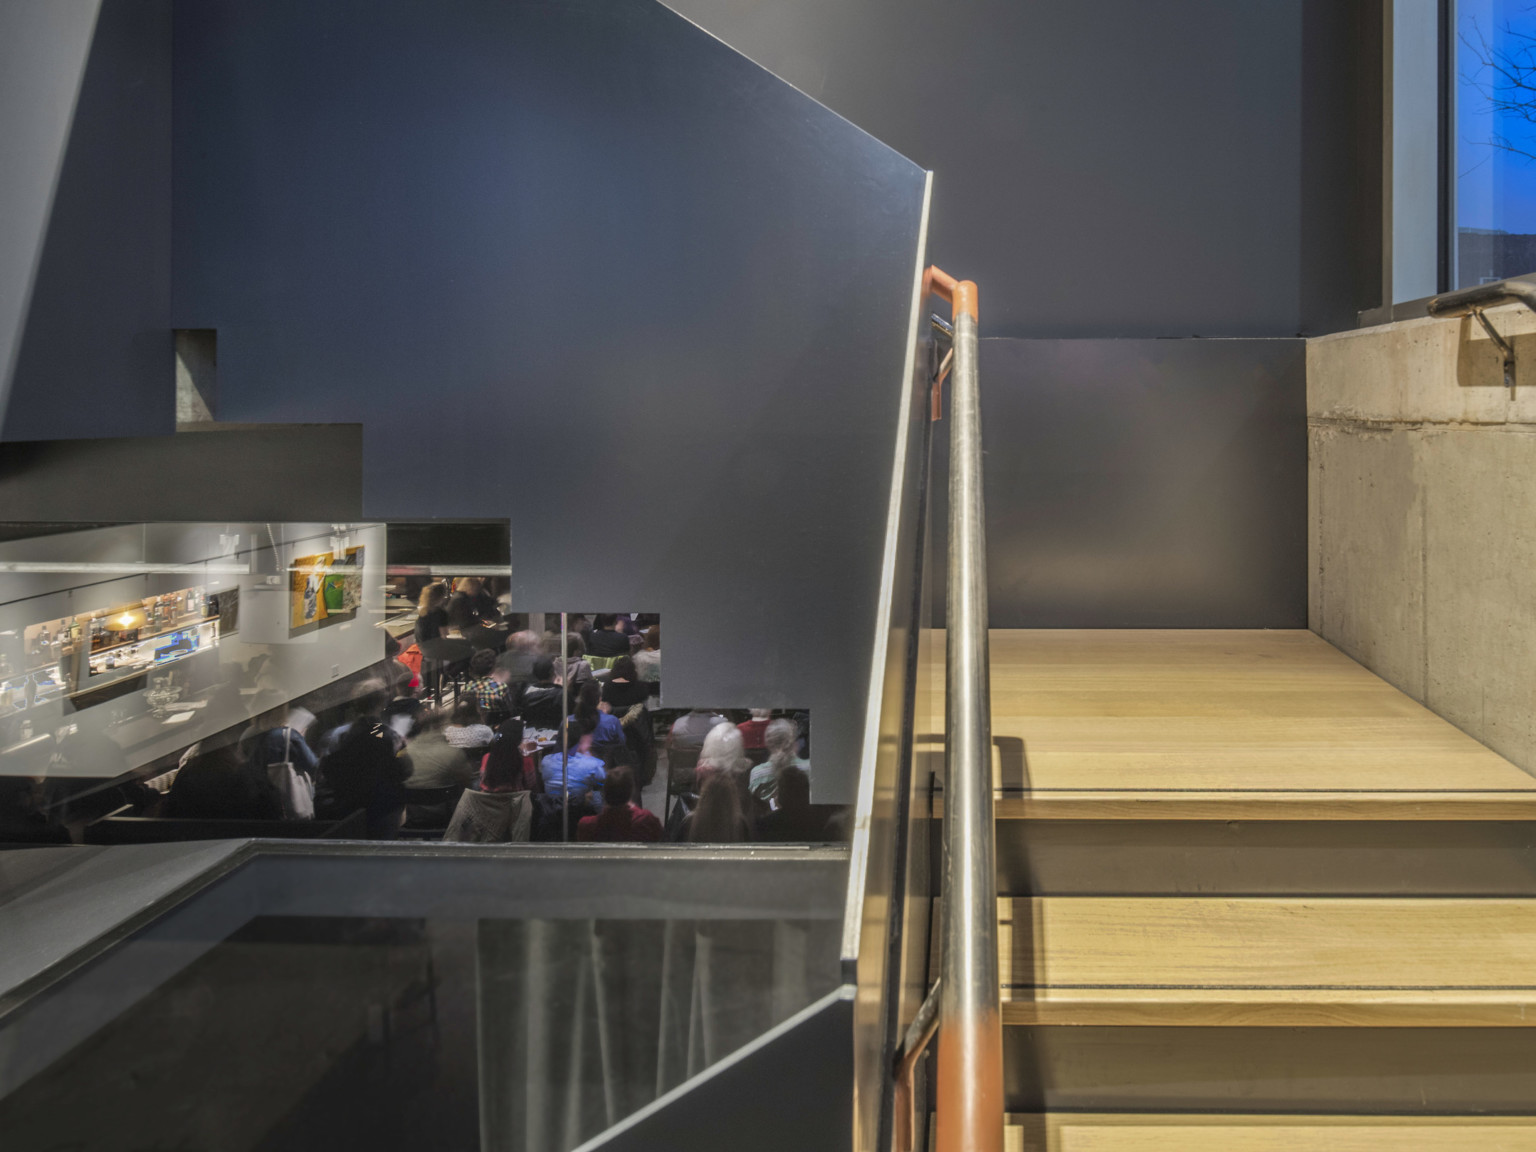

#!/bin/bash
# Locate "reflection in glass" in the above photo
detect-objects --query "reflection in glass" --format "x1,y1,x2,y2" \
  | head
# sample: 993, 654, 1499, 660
0, 915, 841, 1152
1458, 0, 1536, 284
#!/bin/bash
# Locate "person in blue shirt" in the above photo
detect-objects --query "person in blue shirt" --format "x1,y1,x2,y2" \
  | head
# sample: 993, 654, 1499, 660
540, 718, 606, 810
572, 680, 624, 745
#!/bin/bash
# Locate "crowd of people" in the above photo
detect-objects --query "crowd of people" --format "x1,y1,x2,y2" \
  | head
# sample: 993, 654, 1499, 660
145, 585, 836, 844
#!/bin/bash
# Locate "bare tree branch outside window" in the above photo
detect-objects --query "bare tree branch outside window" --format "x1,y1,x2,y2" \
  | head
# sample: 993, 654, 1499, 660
1462, 8, 1536, 166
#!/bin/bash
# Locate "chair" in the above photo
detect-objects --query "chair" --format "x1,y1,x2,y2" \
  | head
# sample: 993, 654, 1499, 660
586, 654, 619, 673
444, 788, 532, 843
402, 783, 466, 831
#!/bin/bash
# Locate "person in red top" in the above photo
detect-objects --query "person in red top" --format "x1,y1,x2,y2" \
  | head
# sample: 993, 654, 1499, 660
576, 767, 662, 842
737, 708, 772, 751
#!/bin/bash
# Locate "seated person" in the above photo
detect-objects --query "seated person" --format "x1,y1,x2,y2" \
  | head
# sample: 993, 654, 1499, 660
679, 772, 752, 843
750, 718, 811, 802
446, 576, 501, 634
463, 649, 513, 725
737, 708, 772, 751
403, 709, 477, 789
414, 581, 451, 644
496, 630, 543, 683
316, 709, 412, 838
164, 743, 283, 821
518, 657, 566, 730
601, 656, 651, 715
557, 631, 594, 684
573, 680, 623, 745
667, 707, 726, 762
577, 767, 661, 842
477, 718, 542, 793
539, 718, 606, 810
444, 700, 496, 749
633, 626, 661, 682
755, 766, 828, 841
240, 697, 320, 787
586, 613, 630, 658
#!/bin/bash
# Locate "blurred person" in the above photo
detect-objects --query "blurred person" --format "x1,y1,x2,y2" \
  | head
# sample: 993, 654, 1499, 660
667, 706, 726, 762
463, 648, 513, 724
403, 708, 476, 789
165, 743, 283, 821
477, 717, 542, 793
755, 765, 827, 841
698, 720, 749, 778
447, 576, 500, 634
240, 695, 319, 787
587, 613, 629, 658
573, 679, 623, 744
577, 767, 661, 842
683, 772, 752, 843
497, 630, 543, 683
539, 717, 606, 810
601, 656, 650, 714
519, 656, 566, 730
316, 704, 412, 838
750, 718, 811, 802
633, 626, 661, 682
444, 700, 495, 749
737, 708, 771, 751
557, 631, 594, 684
414, 582, 450, 644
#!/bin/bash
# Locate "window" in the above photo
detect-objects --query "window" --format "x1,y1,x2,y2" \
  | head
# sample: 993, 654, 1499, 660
1457, 0, 1536, 285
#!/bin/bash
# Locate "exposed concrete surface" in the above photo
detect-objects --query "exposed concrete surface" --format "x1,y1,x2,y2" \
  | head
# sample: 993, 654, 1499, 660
1310, 305, 1536, 777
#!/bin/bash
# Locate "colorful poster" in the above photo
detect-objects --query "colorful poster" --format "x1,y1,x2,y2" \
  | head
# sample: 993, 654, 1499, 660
290, 551, 332, 630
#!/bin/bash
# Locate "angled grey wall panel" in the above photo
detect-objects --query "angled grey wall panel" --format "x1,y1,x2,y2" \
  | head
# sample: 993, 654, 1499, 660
0, 0, 101, 422
173, 0, 929, 802
3, 0, 174, 442
930, 338, 1307, 628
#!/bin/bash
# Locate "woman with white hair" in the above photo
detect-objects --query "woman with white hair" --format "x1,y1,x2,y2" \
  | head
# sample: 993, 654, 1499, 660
750, 718, 811, 802
697, 720, 748, 779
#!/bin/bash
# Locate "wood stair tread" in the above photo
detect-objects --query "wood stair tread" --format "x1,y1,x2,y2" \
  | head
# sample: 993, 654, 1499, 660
988, 896, 1536, 1026
919, 629, 1536, 820
1003, 1114, 1536, 1150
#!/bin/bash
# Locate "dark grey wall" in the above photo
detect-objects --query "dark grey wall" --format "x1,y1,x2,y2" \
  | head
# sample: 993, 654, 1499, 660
929, 338, 1307, 628
0, 0, 100, 419
172, 0, 928, 802
0, 426, 363, 522
3, 0, 173, 441
667, 0, 1381, 338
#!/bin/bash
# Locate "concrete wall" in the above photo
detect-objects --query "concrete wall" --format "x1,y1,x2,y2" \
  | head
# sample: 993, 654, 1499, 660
667, 0, 1382, 338
1309, 306, 1536, 774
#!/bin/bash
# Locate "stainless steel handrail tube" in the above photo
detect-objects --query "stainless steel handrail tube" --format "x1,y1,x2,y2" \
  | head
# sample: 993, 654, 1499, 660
1426, 278, 1536, 317
928, 270, 1004, 1152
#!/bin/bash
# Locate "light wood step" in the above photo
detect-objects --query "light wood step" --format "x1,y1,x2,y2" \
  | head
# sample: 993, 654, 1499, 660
994, 896, 1536, 1026
1005, 1114, 1536, 1151
921, 629, 1536, 821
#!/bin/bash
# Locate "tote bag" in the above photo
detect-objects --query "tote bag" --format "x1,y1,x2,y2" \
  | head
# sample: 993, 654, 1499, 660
268, 726, 316, 821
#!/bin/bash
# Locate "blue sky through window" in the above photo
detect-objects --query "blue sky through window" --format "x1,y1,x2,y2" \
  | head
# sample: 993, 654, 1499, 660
1459, 0, 1536, 235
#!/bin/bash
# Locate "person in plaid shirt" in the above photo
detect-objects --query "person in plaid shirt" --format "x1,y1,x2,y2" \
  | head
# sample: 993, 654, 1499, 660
462, 649, 513, 724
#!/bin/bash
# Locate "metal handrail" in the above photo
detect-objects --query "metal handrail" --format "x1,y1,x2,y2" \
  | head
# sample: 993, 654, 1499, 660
922, 267, 1004, 1152
1426, 278, 1536, 398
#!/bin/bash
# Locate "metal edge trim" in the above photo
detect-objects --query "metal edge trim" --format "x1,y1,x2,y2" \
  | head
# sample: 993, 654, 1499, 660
569, 983, 857, 1152
841, 169, 934, 965
0, 840, 850, 1024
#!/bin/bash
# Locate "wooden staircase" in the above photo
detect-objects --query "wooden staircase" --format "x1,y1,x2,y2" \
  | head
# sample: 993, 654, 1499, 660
928, 629, 1536, 1149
